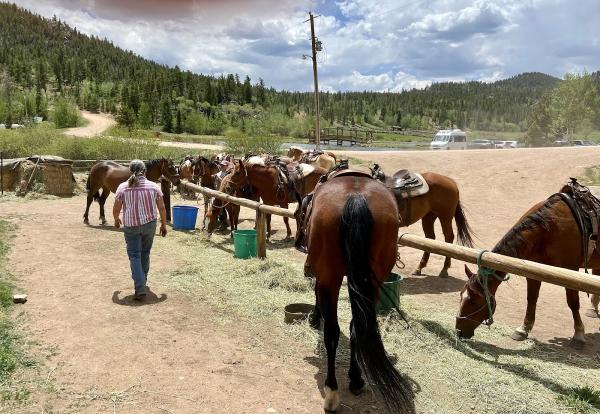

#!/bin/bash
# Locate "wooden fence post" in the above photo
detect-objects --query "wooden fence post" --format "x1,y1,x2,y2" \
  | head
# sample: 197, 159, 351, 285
256, 208, 267, 259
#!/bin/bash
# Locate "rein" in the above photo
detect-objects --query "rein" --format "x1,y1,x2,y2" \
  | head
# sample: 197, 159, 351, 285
456, 250, 510, 327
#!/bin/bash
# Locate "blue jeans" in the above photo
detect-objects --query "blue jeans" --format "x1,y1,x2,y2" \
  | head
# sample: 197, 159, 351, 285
124, 220, 157, 295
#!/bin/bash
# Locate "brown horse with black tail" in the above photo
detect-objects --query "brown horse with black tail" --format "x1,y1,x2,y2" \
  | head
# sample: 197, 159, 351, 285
305, 170, 415, 413
456, 179, 600, 349
191, 156, 220, 229
84, 159, 180, 225
372, 164, 473, 277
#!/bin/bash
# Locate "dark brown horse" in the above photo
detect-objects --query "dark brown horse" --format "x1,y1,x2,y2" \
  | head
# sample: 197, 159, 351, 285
456, 192, 600, 348
84, 159, 180, 225
191, 156, 220, 229
205, 171, 247, 235
305, 173, 414, 413
372, 164, 473, 277
228, 156, 326, 238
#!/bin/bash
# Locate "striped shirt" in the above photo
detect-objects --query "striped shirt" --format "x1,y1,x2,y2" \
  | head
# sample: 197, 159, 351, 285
115, 177, 163, 227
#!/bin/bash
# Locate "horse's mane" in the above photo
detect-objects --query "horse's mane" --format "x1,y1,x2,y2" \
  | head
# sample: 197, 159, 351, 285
145, 159, 164, 169
492, 194, 562, 258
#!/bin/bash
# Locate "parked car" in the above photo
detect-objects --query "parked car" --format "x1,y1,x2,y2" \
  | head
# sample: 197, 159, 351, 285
573, 140, 594, 146
468, 139, 493, 149
493, 140, 518, 149
554, 139, 569, 147
430, 129, 467, 150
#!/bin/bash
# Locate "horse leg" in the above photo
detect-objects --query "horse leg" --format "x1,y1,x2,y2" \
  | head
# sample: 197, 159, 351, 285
566, 288, 586, 349
266, 213, 272, 239
511, 278, 541, 341
414, 213, 436, 276
83, 192, 94, 224
283, 217, 292, 240
438, 215, 455, 278
586, 269, 600, 318
319, 286, 340, 413
348, 319, 365, 395
202, 199, 209, 230
309, 281, 321, 329
98, 188, 110, 225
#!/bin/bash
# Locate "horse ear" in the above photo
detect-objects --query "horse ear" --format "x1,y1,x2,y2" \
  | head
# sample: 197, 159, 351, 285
464, 265, 475, 279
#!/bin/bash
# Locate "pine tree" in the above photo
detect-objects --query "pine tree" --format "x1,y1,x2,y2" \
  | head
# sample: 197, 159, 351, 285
138, 102, 153, 129
175, 109, 183, 134
162, 99, 173, 132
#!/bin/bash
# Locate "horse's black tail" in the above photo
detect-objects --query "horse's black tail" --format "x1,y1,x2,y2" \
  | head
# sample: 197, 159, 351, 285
340, 194, 415, 414
454, 200, 474, 248
85, 175, 101, 202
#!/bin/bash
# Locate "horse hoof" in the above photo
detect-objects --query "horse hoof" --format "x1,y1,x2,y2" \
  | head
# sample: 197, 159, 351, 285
438, 269, 449, 278
568, 338, 586, 350
83, 219, 89, 225
510, 329, 529, 341
323, 386, 340, 413
413, 269, 422, 276
585, 309, 599, 319
349, 378, 365, 395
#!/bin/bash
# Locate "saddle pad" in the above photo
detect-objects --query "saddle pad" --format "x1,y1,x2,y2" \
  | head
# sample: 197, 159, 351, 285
246, 156, 265, 166
297, 163, 315, 178
394, 173, 429, 199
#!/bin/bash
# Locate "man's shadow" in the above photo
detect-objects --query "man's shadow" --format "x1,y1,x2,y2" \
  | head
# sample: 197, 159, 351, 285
112, 287, 168, 306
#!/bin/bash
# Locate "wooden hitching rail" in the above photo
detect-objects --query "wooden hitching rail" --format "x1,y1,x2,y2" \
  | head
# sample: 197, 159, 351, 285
398, 233, 600, 295
180, 180, 295, 259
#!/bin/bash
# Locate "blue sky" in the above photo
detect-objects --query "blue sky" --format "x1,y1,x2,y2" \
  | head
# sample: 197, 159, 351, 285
12, 0, 600, 91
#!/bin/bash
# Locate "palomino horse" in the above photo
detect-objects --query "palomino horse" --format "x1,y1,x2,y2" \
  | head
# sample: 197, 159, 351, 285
228, 157, 326, 238
306, 172, 414, 413
456, 183, 600, 349
287, 146, 337, 170
372, 164, 473, 277
84, 159, 180, 225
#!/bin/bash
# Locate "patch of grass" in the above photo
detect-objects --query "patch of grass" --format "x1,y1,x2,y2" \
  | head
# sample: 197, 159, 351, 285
0, 220, 20, 383
0, 127, 193, 160
155, 222, 600, 414
558, 386, 600, 413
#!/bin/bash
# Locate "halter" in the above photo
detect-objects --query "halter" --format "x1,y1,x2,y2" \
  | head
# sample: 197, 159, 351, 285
455, 250, 510, 327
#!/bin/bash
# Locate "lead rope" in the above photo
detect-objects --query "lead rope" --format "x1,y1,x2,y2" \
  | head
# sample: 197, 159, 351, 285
477, 250, 510, 326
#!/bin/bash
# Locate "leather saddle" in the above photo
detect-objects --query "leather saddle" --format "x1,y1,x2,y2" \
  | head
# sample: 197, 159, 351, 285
372, 163, 424, 191
559, 178, 600, 271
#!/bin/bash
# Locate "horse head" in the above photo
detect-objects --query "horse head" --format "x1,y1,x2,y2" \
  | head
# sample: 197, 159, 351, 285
455, 265, 499, 339
162, 158, 181, 185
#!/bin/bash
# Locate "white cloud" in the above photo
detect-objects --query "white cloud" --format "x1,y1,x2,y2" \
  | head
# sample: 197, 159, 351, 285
10, 0, 600, 91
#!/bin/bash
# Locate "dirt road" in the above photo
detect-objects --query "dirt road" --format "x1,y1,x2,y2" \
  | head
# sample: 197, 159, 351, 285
64, 111, 117, 137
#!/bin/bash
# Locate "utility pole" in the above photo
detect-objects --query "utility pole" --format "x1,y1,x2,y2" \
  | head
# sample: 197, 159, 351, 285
308, 12, 321, 150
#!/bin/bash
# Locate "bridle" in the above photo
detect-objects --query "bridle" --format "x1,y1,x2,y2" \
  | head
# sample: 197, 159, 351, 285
455, 250, 510, 327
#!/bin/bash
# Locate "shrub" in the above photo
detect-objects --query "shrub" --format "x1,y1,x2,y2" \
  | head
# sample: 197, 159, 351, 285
52, 98, 80, 128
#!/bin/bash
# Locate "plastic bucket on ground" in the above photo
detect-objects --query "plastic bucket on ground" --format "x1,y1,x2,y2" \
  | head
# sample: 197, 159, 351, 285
376, 272, 403, 313
232, 229, 257, 259
172, 205, 199, 230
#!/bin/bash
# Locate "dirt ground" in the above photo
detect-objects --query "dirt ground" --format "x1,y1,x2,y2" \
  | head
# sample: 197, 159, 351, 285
64, 111, 117, 137
2, 146, 600, 412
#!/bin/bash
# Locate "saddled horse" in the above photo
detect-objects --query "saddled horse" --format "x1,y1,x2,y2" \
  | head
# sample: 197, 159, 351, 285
372, 164, 473, 277
84, 158, 180, 225
287, 146, 337, 170
205, 171, 256, 235
304, 169, 414, 413
456, 179, 600, 349
228, 156, 326, 238
190, 156, 220, 228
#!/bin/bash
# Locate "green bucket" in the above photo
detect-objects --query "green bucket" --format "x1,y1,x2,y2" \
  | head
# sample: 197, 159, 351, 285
232, 229, 257, 259
376, 272, 403, 313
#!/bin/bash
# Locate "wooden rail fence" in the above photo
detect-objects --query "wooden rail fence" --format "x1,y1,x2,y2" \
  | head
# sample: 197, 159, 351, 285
180, 180, 295, 259
398, 233, 600, 295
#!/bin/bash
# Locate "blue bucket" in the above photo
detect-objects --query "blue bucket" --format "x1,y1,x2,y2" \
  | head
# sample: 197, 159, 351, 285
172, 205, 199, 230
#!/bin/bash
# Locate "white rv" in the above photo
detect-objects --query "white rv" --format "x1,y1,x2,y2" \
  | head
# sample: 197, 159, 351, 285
430, 129, 467, 150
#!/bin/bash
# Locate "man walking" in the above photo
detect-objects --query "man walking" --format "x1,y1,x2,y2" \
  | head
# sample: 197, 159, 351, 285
113, 160, 168, 300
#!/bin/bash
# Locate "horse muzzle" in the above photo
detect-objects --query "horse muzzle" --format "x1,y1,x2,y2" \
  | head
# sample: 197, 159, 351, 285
456, 329, 474, 339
